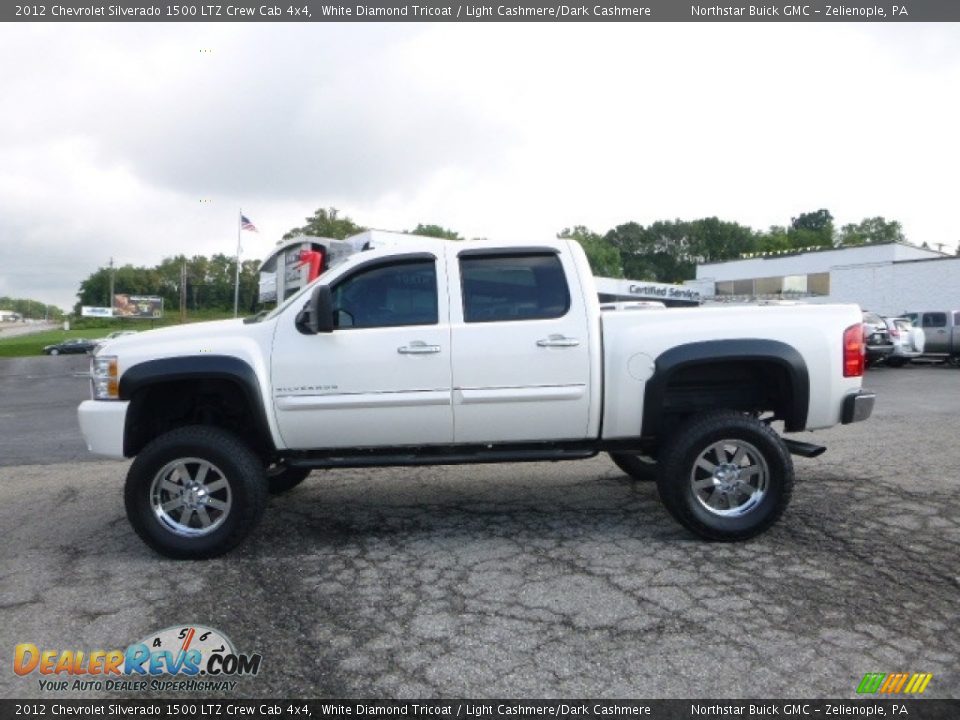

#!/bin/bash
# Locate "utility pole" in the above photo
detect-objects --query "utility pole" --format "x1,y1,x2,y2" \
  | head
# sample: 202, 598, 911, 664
233, 210, 242, 318
180, 259, 187, 323
108, 257, 115, 316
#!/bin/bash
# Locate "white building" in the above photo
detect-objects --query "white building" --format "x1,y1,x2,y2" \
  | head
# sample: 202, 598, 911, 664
687, 242, 959, 316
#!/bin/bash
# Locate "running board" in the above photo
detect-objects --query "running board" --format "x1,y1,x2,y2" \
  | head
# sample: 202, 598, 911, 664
287, 445, 597, 469
783, 438, 826, 458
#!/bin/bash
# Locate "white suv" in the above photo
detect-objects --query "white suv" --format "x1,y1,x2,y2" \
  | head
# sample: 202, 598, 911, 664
883, 316, 925, 368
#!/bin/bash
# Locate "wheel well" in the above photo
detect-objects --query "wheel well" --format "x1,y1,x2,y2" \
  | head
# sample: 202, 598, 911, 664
642, 357, 805, 451
124, 379, 272, 458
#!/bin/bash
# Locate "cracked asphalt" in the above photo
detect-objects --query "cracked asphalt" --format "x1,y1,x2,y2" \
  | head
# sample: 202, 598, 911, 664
0, 357, 957, 699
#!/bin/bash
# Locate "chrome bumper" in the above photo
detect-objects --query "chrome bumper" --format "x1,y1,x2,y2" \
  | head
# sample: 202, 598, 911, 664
841, 390, 875, 425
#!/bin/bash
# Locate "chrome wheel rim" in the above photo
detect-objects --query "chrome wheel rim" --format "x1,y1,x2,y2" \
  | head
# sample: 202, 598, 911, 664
150, 458, 232, 537
690, 439, 769, 517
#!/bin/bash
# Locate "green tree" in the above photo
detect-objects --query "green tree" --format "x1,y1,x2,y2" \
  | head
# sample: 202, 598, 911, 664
407, 223, 462, 240
687, 217, 758, 263
837, 217, 905, 246
604, 220, 697, 283
283, 207, 365, 240
558, 226, 623, 278
755, 226, 792, 253
789, 209, 834, 248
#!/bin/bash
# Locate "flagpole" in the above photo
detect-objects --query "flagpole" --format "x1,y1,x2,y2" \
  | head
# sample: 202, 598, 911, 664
233, 208, 242, 318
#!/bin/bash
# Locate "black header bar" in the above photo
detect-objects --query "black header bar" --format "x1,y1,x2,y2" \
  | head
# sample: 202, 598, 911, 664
5, 0, 959, 23
1, 699, 959, 720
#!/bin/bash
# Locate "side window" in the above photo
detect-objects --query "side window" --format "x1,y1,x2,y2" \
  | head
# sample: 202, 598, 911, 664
331, 260, 438, 329
923, 313, 946, 328
954, 311, 960, 327
460, 253, 570, 323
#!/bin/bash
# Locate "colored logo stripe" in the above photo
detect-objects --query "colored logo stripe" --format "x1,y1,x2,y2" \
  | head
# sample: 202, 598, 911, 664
857, 673, 932, 694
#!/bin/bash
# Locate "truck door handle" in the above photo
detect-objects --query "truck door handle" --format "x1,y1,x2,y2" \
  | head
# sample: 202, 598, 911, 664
398, 341, 441, 355
537, 335, 580, 348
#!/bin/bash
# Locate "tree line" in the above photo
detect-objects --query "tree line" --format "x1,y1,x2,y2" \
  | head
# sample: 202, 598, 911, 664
75, 255, 263, 317
0, 297, 63, 320
72, 210, 463, 316
282, 206, 914, 283
70, 206, 917, 315
561, 210, 910, 282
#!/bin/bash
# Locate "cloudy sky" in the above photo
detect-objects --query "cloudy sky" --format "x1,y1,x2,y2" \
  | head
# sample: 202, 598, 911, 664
1, 21, 959, 309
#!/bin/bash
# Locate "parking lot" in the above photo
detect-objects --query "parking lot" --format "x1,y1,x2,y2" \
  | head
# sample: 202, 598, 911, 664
0, 356, 957, 699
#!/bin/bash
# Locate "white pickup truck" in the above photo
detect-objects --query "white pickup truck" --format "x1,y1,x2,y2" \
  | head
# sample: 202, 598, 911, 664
78, 237, 875, 558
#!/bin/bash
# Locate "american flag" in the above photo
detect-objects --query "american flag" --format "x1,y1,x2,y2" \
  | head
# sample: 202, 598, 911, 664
240, 214, 258, 232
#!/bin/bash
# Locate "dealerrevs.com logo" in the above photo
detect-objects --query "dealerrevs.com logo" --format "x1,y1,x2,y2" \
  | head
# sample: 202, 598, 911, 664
13, 625, 261, 693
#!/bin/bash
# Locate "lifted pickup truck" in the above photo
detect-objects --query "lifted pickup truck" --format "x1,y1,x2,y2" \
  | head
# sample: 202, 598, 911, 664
79, 237, 874, 558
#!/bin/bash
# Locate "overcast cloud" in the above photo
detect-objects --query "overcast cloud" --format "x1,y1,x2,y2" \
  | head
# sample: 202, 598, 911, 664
1, 22, 958, 309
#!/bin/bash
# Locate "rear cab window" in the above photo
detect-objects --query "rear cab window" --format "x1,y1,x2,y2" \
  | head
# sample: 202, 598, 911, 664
459, 253, 570, 323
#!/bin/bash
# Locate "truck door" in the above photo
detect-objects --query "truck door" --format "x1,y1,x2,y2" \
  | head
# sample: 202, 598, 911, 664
271, 253, 453, 449
921, 312, 948, 353
447, 246, 592, 443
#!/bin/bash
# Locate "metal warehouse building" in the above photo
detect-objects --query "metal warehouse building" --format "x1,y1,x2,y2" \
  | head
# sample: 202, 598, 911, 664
686, 242, 960, 316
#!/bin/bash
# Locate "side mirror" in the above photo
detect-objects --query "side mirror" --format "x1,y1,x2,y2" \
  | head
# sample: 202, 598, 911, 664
296, 285, 335, 335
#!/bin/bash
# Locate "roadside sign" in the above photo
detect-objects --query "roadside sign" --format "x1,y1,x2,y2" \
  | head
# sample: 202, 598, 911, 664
113, 295, 163, 319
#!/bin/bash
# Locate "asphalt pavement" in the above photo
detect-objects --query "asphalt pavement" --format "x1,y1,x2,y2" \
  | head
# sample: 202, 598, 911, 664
0, 358, 957, 699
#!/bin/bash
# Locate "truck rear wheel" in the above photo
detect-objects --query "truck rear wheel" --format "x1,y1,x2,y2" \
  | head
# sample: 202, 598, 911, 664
124, 426, 267, 559
608, 452, 658, 481
656, 411, 793, 541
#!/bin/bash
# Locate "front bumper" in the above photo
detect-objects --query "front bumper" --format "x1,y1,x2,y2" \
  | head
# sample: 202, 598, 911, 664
78, 400, 129, 458
841, 390, 875, 425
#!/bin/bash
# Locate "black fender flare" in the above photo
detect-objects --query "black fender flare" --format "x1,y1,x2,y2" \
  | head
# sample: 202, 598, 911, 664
641, 339, 810, 436
118, 355, 275, 456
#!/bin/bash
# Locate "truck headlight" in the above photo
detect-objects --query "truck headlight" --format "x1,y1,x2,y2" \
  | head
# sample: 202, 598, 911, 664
91, 355, 119, 400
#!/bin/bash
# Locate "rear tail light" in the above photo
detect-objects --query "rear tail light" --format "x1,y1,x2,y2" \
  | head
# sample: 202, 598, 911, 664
888, 325, 900, 339
844, 323, 865, 377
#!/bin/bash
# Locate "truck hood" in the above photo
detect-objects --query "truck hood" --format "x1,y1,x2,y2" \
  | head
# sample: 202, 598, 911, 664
96, 318, 252, 355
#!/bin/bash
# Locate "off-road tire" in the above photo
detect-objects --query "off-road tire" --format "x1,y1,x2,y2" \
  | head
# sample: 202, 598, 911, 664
125, 425, 267, 559
656, 411, 793, 541
609, 452, 658, 481
266, 463, 312, 495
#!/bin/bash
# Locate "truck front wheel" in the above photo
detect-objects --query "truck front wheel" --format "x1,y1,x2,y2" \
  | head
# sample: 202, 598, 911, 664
656, 411, 793, 541
124, 426, 268, 559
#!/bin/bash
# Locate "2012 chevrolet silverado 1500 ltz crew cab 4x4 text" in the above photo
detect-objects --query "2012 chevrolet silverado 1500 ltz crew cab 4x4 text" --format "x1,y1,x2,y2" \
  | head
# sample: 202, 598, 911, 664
78, 237, 875, 558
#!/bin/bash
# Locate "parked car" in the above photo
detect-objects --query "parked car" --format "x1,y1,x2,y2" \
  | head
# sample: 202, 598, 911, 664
882, 317, 925, 367
862, 311, 894, 367
904, 311, 960, 366
43, 338, 96, 355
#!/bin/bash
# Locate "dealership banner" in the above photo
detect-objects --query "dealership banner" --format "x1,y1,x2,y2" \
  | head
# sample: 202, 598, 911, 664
0, 699, 957, 719
113, 294, 163, 319
4, 1, 960, 23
